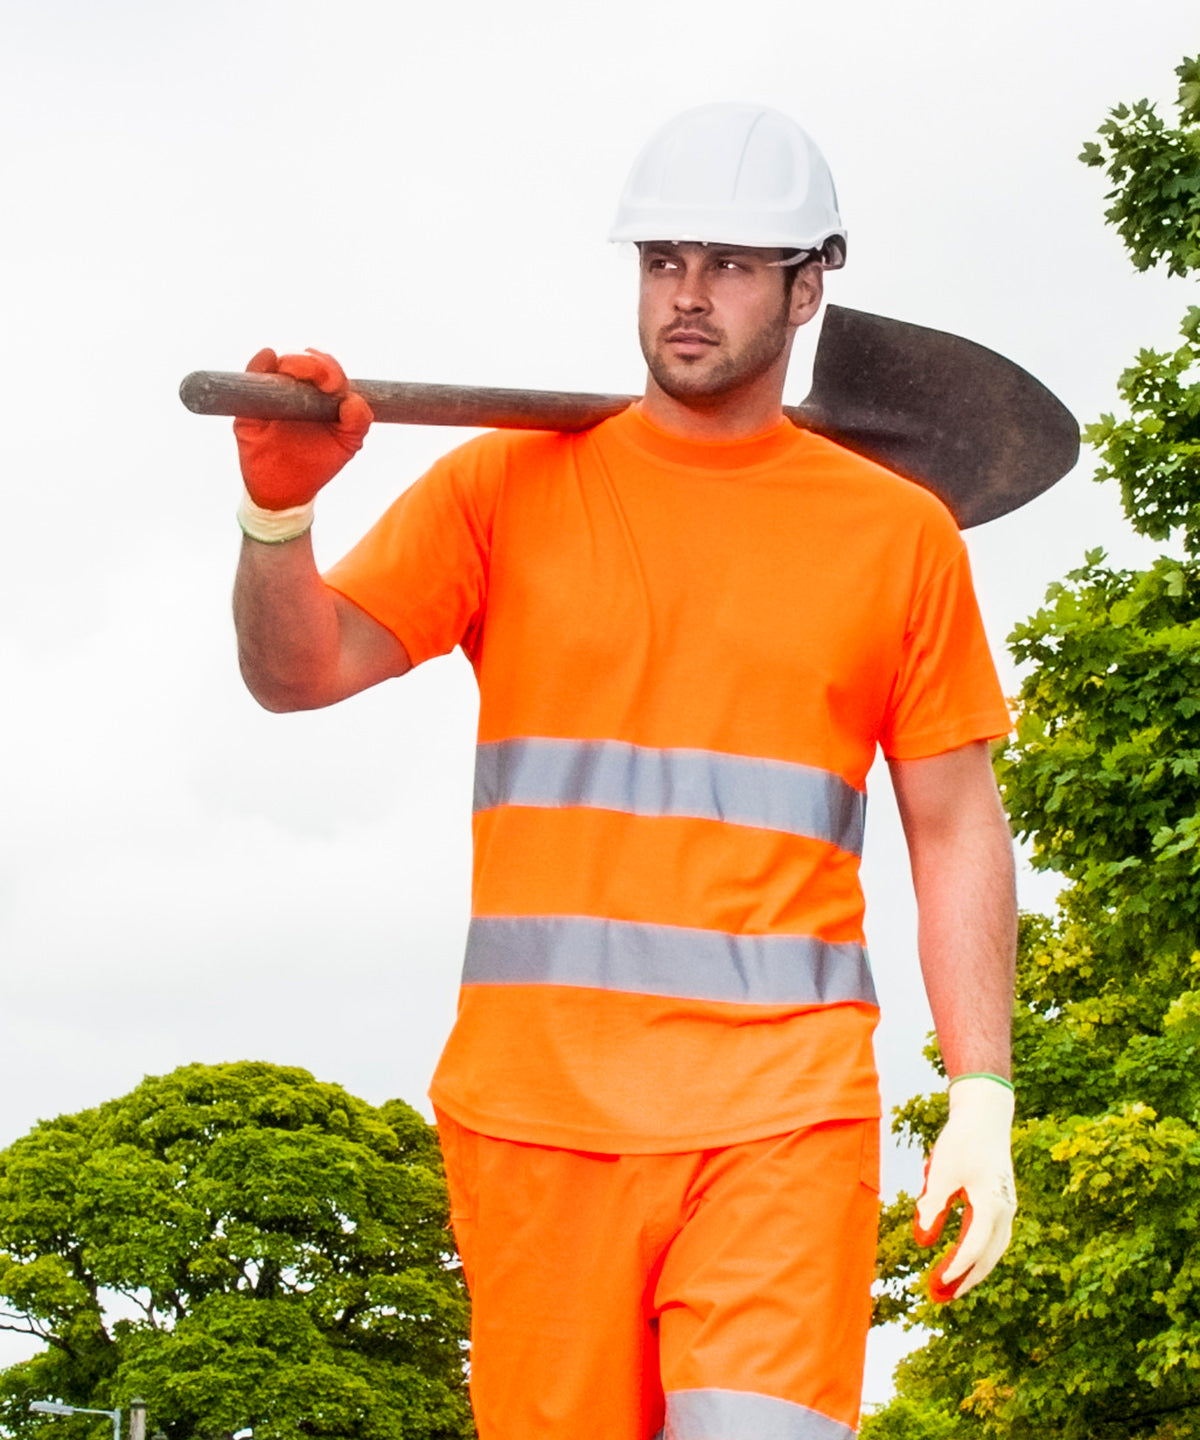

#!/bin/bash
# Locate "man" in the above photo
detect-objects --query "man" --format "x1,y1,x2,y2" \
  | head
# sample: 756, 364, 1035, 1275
232, 103, 1017, 1440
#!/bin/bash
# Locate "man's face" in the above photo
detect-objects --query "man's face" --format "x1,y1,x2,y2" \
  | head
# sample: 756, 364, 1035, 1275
636, 241, 820, 406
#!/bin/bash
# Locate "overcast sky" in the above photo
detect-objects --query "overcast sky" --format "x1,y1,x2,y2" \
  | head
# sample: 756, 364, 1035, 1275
2, 0, 1198, 1403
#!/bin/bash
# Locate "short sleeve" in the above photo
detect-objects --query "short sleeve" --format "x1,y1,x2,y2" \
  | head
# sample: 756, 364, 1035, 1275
322, 435, 505, 668
879, 541, 1011, 760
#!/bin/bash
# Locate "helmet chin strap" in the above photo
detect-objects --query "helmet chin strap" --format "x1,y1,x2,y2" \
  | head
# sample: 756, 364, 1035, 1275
767, 249, 818, 268
768, 242, 846, 271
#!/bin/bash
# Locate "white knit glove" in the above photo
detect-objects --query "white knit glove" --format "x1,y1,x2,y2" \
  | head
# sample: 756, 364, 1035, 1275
913, 1074, 1017, 1302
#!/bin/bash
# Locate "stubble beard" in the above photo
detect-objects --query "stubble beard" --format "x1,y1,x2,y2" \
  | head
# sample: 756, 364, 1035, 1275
640, 308, 791, 406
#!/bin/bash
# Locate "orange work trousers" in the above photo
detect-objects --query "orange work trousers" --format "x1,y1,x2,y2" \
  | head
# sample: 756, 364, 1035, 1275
437, 1111, 880, 1440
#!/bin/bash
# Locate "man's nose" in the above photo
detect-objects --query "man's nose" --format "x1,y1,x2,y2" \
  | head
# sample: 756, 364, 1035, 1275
671, 265, 712, 312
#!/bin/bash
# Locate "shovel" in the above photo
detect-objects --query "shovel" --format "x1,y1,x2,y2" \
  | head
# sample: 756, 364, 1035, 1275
180, 304, 1079, 529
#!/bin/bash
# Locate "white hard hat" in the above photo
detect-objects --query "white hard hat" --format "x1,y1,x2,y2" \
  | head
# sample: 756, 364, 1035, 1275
609, 102, 846, 268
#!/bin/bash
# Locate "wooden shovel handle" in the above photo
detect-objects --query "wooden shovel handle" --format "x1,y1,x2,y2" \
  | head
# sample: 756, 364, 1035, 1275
179, 370, 647, 432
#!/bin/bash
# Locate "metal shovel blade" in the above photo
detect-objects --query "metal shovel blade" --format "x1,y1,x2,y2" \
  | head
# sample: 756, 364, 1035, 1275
792, 305, 1080, 528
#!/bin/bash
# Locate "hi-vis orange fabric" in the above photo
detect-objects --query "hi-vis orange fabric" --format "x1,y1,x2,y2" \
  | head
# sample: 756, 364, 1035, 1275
436, 1107, 880, 1440
324, 404, 1010, 1151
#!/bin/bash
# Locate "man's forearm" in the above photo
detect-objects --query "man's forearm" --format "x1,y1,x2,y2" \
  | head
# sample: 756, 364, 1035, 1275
889, 743, 1017, 1080
233, 533, 347, 712
912, 807, 1016, 1079
233, 531, 413, 712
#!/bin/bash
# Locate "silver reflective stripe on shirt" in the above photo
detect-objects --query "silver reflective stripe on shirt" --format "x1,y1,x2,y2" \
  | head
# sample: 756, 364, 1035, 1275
665, 1389, 858, 1440
474, 738, 865, 856
463, 916, 876, 1007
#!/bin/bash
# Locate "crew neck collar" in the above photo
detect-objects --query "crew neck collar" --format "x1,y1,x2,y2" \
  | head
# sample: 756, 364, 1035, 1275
610, 402, 804, 470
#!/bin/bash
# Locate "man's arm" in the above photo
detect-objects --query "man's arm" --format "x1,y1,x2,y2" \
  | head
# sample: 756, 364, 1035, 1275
888, 738, 1018, 1301
888, 739, 1016, 1078
233, 532, 411, 712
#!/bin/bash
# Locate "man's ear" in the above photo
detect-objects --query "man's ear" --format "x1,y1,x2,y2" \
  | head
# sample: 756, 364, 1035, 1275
789, 263, 824, 327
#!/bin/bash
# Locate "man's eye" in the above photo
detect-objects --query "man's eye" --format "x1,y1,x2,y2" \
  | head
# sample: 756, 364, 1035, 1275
647, 257, 679, 271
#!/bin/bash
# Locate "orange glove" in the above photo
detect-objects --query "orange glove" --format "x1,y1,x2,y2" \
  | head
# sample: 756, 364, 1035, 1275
233, 348, 373, 511
913, 1075, 1016, 1303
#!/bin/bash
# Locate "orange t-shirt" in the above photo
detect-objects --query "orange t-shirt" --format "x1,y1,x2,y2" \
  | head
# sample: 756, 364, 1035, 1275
324, 405, 1010, 1152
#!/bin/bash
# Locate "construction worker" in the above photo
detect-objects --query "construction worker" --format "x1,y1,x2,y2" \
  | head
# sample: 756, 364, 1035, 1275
231, 104, 1017, 1440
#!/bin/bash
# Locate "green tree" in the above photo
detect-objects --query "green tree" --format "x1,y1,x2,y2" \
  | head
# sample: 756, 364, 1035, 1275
1079, 56, 1200, 278
859, 1393, 969, 1440
0, 1063, 473, 1440
870, 58, 1200, 1440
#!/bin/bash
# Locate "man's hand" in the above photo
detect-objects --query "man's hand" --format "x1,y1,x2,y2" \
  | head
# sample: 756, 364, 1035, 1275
913, 1075, 1016, 1302
234, 348, 373, 511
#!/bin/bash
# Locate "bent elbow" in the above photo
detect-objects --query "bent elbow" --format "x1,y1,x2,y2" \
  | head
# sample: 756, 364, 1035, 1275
248, 685, 321, 714
238, 656, 338, 713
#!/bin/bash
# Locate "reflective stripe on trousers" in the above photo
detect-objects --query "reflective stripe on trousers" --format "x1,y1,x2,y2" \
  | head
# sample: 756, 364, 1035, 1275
658, 1389, 857, 1440
474, 737, 865, 855
464, 915, 877, 1007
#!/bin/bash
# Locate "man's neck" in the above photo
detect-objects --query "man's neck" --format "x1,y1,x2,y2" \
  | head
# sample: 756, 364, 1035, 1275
639, 372, 787, 443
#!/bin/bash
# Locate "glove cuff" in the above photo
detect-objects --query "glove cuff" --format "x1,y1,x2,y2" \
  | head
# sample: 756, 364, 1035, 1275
237, 490, 316, 544
946, 1073, 1015, 1123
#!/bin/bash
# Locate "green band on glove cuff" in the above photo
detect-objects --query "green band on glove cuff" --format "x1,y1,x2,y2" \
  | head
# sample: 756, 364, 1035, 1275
948, 1071, 1014, 1092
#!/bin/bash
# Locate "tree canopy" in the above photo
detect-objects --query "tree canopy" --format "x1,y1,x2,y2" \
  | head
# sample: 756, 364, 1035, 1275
865, 56, 1200, 1440
0, 1063, 473, 1440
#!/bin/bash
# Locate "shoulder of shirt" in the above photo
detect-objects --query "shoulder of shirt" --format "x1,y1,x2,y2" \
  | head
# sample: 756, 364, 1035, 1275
420, 418, 963, 549
794, 427, 963, 540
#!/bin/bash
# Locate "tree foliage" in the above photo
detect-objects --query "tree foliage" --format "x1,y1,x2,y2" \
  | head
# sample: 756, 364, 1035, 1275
1085, 312, 1200, 550
870, 57, 1200, 1440
1079, 56, 1200, 277
0, 1063, 473, 1440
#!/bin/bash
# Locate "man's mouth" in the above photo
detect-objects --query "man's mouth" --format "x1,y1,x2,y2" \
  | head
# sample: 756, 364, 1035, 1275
664, 327, 719, 349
